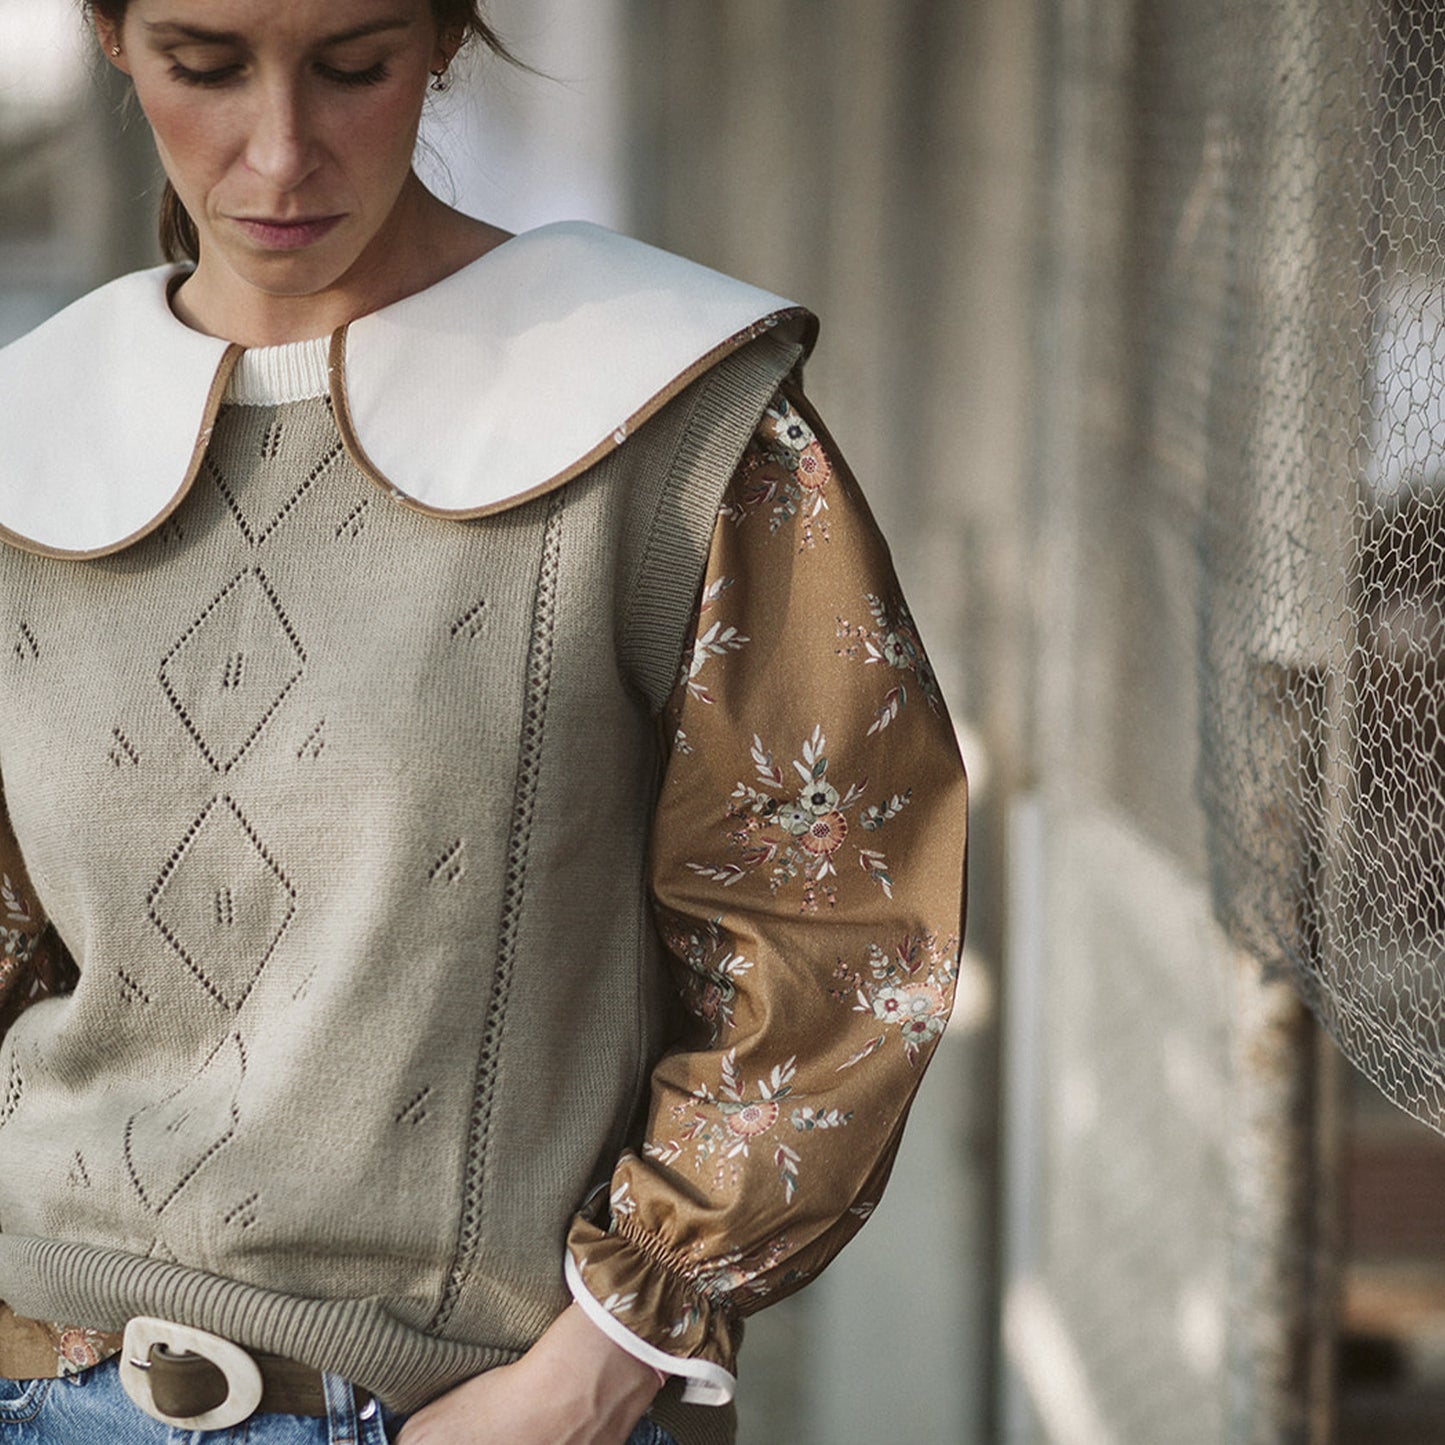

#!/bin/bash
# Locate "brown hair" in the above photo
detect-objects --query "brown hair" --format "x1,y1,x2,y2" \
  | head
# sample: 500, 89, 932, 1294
84, 1, 518, 263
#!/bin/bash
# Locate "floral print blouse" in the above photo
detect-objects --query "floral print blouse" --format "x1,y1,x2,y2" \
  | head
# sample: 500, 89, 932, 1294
0, 387, 968, 1393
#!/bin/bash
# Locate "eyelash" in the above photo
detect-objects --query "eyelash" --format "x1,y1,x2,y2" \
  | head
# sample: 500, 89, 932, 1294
167, 61, 391, 89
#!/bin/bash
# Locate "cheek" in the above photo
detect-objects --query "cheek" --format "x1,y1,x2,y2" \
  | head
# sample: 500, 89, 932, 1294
137, 90, 235, 195
363, 89, 427, 160
329, 93, 427, 186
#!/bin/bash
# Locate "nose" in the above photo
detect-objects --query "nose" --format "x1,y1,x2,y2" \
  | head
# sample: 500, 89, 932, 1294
244, 81, 321, 192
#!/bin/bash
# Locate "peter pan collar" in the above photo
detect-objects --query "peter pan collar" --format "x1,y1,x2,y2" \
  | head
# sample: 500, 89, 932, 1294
0, 221, 815, 558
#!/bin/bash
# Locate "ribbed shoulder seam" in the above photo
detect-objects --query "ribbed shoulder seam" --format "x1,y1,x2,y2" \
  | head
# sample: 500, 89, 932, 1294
619, 330, 805, 713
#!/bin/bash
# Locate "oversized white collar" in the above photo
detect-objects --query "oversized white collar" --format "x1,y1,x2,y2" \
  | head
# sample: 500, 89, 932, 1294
0, 221, 814, 558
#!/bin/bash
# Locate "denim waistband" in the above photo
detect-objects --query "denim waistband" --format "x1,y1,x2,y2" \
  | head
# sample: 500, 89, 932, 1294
0, 1356, 679, 1444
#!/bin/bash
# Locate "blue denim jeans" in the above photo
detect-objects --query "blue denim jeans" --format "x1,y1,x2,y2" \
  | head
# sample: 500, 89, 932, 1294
0, 1359, 678, 1444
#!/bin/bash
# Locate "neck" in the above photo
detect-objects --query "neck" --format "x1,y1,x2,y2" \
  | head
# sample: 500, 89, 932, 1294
170, 177, 511, 347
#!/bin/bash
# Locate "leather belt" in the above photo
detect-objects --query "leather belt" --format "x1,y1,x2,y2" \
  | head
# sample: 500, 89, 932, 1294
118, 1317, 373, 1430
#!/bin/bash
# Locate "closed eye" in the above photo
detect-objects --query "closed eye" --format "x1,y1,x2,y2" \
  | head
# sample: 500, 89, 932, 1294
169, 60, 242, 87
317, 62, 390, 87
165, 60, 392, 89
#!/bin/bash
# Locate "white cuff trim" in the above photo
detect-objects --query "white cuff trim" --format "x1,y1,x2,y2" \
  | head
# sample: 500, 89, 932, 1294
564, 1251, 737, 1407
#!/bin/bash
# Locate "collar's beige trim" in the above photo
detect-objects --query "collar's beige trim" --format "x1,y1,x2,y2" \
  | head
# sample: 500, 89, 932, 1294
330, 308, 813, 523
0, 222, 815, 557
0, 344, 242, 562
331, 221, 816, 519
0, 265, 237, 559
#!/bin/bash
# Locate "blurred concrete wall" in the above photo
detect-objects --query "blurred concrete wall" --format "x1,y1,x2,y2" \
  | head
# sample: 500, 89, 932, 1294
0, 0, 156, 341
1003, 0, 1340, 1440
419, 0, 629, 233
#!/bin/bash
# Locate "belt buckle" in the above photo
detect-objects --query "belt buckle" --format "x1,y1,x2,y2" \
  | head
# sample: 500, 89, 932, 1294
119, 1316, 265, 1430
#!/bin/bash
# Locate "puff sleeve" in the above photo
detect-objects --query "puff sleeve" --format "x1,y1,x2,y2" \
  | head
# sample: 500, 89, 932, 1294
565, 386, 968, 1403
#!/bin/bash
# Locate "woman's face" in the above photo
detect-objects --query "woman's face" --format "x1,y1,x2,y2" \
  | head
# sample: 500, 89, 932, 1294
98, 0, 450, 333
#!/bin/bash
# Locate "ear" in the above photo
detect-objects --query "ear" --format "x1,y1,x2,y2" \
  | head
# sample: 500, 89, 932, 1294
93, 14, 134, 75
432, 27, 464, 73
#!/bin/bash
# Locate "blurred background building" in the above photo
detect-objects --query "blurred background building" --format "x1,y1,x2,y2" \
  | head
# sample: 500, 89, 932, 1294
7, 0, 1445, 1440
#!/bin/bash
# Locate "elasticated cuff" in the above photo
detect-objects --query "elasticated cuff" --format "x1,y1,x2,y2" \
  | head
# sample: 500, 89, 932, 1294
564, 1212, 738, 1406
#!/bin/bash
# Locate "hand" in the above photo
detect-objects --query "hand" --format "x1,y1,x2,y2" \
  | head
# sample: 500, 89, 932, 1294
395, 1304, 663, 1445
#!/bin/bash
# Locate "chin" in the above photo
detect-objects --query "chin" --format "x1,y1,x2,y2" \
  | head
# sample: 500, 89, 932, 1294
215, 238, 360, 298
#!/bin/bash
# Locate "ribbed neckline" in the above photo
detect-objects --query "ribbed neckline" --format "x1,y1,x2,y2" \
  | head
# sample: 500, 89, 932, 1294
225, 336, 331, 405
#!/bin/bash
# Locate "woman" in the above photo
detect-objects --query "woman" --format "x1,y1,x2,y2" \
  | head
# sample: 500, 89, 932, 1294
0, 1, 967, 1442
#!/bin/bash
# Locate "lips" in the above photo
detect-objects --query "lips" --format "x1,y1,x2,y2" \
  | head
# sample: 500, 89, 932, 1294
230, 214, 344, 251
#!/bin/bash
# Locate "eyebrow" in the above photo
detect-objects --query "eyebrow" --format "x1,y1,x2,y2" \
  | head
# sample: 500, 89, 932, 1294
142, 18, 413, 46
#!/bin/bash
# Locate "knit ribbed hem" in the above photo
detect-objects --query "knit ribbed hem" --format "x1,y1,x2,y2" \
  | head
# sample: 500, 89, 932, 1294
0, 1235, 515, 1413
226, 337, 331, 405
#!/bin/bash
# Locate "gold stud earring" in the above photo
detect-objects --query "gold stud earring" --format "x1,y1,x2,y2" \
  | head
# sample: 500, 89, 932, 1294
110, 43, 122, 56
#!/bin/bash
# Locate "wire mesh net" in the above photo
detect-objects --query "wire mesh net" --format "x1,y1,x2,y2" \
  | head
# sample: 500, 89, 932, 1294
1199, 0, 1445, 1134
1013, 1, 1443, 1438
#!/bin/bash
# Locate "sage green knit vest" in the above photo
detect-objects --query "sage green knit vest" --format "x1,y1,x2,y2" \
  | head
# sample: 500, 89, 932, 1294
0, 328, 802, 1443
